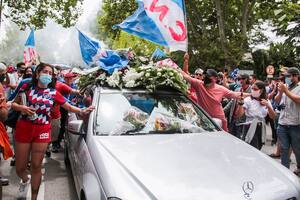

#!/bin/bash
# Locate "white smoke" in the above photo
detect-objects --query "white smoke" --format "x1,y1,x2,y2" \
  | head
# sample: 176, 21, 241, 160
0, 0, 103, 67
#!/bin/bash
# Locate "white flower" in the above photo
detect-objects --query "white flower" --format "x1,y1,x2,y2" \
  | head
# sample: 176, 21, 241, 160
125, 80, 136, 88
123, 69, 143, 83
145, 73, 150, 77
169, 72, 174, 76
106, 70, 120, 87
157, 72, 162, 76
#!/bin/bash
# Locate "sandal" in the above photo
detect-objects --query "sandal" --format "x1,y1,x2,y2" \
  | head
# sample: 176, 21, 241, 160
269, 153, 280, 158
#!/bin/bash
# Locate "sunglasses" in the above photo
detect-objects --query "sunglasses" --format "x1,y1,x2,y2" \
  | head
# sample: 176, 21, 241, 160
195, 73, 203, 76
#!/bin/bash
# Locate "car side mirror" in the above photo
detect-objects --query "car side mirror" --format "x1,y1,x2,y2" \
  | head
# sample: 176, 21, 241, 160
68, 120, 85, 135
212, 118, 222, 129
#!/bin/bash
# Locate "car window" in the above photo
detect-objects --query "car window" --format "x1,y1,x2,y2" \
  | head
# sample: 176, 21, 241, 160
96, 93, 219, 135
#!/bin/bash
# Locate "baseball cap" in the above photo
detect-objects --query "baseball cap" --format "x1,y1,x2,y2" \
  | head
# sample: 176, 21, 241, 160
286, 67, 300, 76
64, 72, 77, 78
205, 69, 218, 78
238, 73, 250, 79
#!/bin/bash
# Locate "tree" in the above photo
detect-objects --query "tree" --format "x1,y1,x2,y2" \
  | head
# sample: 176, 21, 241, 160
0, 0, 83, 30
97, 0, 298, 73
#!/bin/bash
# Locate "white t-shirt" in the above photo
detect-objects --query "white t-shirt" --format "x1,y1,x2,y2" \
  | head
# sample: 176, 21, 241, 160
243, 97, 271, 122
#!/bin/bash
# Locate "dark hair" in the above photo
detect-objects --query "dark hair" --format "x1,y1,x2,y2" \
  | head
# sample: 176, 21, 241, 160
254, 80, 267, 100
16, 62, 25, 69
250, 74, 257, 79
32, 63, 56, 88
24, 67, 33, 74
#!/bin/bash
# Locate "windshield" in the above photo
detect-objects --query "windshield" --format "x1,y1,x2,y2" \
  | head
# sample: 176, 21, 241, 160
95, 93, 219, 136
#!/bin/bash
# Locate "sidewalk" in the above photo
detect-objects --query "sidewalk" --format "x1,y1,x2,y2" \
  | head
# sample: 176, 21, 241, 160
261, 124, 297, 172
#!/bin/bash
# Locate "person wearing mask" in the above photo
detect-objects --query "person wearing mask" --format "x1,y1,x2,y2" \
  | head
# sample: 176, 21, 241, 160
11, 63, 94, 199
249, 74, 257, 85
177, 54, 246, 131
226, 73, 252, 138
236, 81, 275, 149
51, 71, 80, 153
275, 67, 300, 176
16, 62, 26, 83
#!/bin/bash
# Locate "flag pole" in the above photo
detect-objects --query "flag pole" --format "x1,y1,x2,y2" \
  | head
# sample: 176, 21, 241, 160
183, 0, 188, 52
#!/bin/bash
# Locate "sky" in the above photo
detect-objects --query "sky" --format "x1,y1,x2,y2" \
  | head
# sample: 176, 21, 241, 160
0, 0, 103, 66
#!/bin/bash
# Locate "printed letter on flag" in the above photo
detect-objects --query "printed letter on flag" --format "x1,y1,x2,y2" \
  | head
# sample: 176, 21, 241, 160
114, 0, 187, 52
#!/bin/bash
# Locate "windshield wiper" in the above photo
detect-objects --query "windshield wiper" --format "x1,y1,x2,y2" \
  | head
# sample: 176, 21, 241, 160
120, 126, 146, 135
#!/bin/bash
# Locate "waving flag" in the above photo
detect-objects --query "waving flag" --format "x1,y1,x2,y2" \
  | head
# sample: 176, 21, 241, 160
78, 30, 129, 74
114, 0, 187, 52
151, 48, 167, 60
24, 29, 37, 65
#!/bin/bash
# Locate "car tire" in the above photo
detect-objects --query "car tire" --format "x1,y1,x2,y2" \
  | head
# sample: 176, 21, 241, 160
80, 190, 86, 200
64, 142, 70, 167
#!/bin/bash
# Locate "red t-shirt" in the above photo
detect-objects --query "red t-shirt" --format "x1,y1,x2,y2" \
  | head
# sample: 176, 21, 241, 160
51, 82, 73, 119
19, 84, 66, 125
190, 79, 239, 131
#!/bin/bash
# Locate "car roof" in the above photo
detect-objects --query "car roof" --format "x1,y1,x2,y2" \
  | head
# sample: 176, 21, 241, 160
97, 86, 183, 95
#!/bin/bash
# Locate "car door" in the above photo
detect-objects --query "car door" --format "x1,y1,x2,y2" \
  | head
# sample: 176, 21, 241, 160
67, 88, 103, 199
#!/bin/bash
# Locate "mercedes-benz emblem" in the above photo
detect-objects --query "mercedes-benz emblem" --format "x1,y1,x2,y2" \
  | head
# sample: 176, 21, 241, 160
242, 181, 254, 199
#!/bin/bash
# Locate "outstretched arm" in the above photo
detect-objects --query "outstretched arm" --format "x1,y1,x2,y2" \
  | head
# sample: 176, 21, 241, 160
182, 53, 190, 74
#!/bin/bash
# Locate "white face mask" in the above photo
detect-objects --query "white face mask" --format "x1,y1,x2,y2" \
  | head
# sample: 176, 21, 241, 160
251, 90, 261, 98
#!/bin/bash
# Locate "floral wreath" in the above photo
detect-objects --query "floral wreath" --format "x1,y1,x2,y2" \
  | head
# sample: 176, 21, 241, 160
78, 53, 188, 93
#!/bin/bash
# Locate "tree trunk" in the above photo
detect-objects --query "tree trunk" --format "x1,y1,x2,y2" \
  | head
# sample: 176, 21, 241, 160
240, 0, 256, 49
214, 0, 228, 66
0, 0, 3, 28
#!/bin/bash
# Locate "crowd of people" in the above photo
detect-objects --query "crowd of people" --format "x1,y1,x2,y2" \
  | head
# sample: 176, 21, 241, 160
0, 55, 299, 199
179, 53, 300, 175
0, 61, 94, 199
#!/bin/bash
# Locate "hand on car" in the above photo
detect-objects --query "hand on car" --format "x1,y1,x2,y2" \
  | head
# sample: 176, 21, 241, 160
81, 106, 95, 115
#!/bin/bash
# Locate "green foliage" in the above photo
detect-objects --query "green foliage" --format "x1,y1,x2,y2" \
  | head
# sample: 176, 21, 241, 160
1, 0, 83, 30
112, 32, 159, 56
97, 0, 299, 74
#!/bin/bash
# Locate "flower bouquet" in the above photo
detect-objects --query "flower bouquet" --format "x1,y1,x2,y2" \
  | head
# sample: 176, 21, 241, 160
123, 107, 149, 129
154, 113, 181, 132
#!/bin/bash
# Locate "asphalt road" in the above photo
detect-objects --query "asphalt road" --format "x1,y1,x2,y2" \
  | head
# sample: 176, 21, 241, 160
0, 125, 297, 200
0, 148, 78, 200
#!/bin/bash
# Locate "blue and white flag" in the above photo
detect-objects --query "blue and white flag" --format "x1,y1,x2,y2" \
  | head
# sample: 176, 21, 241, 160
24, 29, 37, 65
151, 48, 167, 60
78, 30, 129, 74
114, 0, 187, 52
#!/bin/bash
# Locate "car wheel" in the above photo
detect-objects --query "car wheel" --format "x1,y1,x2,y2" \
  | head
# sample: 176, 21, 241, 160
64, 142, 70, 167
80, 190, 86, 200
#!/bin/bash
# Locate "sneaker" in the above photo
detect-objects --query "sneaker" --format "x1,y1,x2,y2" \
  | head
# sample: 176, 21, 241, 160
0, 176, 9, 186
17, 175, 31, 199
51, 145, 59, 153
10, 156, 16, 166
45, 149, 51, 157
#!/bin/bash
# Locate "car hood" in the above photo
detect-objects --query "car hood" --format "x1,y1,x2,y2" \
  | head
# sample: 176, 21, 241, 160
94, 132, 300, 200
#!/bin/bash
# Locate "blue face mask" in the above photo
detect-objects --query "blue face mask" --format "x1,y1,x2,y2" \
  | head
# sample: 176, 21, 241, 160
285, 77, 292, 86
39, 74, 52, 86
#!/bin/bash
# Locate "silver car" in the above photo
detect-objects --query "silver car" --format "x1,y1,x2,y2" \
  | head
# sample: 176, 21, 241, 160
65, 86, 300, 200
